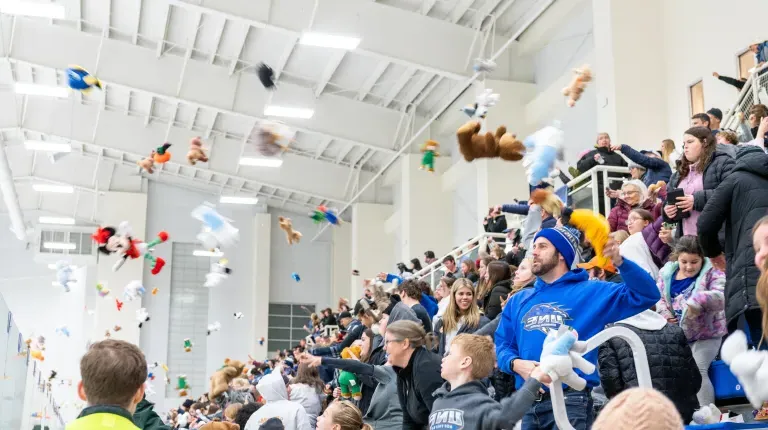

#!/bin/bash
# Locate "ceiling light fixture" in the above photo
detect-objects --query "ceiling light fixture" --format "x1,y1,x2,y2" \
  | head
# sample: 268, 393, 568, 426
14, 83, 69, 98
220, 196, 259, 205
193, 250, 223, 257
0, 1, 66, 19
43, 242, 76, 250
238, 157, 283, 168
47, 263, 57, 270
264, 105, 314, 119
24, 141, 72, 152
299, 32, 361, 50
39, 216, 75, 225
32, 184, 74, 193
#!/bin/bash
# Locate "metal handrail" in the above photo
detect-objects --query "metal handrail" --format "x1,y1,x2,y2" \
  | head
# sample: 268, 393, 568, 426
566, 165, 631, 216
413, 232, 508, 286
722, 61, 768, 131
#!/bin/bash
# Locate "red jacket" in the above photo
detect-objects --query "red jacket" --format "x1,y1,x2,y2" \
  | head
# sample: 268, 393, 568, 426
608, 198, 661, 232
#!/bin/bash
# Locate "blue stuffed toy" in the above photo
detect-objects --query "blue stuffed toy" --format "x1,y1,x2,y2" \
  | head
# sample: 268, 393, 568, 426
522, 123, 565, 186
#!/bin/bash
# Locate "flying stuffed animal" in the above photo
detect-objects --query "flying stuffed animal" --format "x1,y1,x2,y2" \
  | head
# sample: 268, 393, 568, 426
569, 209, 611, 268
292, 272, 301, 282
521, 123, 564, 186
55, 326, 70, 337
136, 308, 150, 328
54, 260, 75, 292
137, 153, 155, 174
124, 280, 145, 301
234, 312, 244, 320
252, 122, 290, 157
92, 222, 169, 274
460, 88, 500, 120
96, 283, 110, 297
473, 58, 497, 73
420, 140, 440, 172
176, 375, 190, 397
115, 298, 124, 311
207, 321, 222, 336
278, 216, 302, 245
191, 203, 240, 249
187, 137, 208, 165
257, 63, 276, 90
209, 359, 245, 400
183, 338, 193, 352
456, 121, 525, 162
309, 205, 342, 226
562, 65, 592, 107
66, 65, 102, 93
153, 143, 172, 163
205, 259, 231, 288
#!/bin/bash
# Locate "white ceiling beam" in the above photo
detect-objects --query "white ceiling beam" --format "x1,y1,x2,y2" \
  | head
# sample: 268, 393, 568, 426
14, 176, 104, 195
356, 61, 388, 102
7, 59, 398, 157
205, 112, 218, 139
474, 0, 505, 28
380, 67, 415, 108
105, 0, 113, 37
75, 0, 82, 32
402, 73, 434, 108
178, 12, 202, 96
411, 75, 442, 111
314, 137, 333, 159
315, 51, 345, 98
228, 25, 251, 76
133, 0, 144, 45
336, 144, 354, 164
144, 96, 154, 126
208, 17, 227, 64
421, 0, 437, 15
450, 0, 475, 24
272, 35, 298, 80
168, 0, 468, 80
156, 3, 171, 58
515, 0, 579, 55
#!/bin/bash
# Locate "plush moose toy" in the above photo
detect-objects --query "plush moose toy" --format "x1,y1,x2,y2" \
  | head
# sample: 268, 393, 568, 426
562, 65, 592, 107
187, 137, 208, 165
278, 216, 302, 245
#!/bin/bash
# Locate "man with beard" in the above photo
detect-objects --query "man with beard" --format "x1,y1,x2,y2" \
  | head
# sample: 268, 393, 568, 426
494, 226, 660, 430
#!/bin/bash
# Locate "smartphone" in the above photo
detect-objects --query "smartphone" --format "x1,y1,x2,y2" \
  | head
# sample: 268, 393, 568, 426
608, 180, 623, 191
665, 188, 685, 221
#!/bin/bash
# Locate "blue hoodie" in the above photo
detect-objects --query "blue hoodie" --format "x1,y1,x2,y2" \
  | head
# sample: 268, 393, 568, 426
494, 258, 660, 389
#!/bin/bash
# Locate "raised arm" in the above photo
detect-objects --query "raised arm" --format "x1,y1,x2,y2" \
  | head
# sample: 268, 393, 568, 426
620, 144, 670, 171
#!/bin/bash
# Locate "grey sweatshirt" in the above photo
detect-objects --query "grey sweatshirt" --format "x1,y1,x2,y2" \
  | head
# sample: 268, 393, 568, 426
429, 379, 541, 430
388, 301, 420, 325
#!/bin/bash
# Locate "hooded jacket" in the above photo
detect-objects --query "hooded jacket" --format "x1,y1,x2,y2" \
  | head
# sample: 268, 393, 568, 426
133, 397, 170, 430
655, 258, 726, 342
641, 217, 671, 268
697, 146, 768, 322
393, 346, 444, 430
429, 379, 541, 430
495, 258, 660, 389
597, 310, 701, 423
288, 383, 323, 428
245, 372, 311, 430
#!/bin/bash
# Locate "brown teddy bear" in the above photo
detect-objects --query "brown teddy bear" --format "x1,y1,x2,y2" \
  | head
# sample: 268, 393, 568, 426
199, 422, 239, 430
187, 137, 209, 165
209, 358, 246, 400
456, 121, 525, 162
562, 65, 592, 107
137, 153, 155, 174
278, 216, 302, 245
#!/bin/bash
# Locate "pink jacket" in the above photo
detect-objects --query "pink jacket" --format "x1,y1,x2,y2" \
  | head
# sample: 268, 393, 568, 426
655, 258, 726, 342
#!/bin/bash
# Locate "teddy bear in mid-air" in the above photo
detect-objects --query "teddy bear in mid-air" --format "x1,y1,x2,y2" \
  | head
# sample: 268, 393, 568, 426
278, 216, 302, 245
562, 65, 592, 107
456, 121, 525, 163
187, 137, 208, 165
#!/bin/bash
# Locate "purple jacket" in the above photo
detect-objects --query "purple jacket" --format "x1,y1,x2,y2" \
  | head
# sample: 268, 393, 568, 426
642, 217, 671, 268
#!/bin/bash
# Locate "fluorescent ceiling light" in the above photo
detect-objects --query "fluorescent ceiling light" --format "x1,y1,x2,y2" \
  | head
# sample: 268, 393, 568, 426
0, 1, 65, 19
24, 140, 72, 152
264, 105, 314, 119
43, 242, 76, 250
299, 32, 361, 50
14, 83, 69, 98
32, 183, 74, 193
193, 250, 223, 257
239, 157, 283, 168
47, 263, 58, 270
39, 216, 75, 225
220, 196, 259, 205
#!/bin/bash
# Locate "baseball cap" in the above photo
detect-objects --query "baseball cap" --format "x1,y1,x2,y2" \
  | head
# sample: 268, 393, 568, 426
707, 108, 723, 121
578, 256, 617, 273
337, 311, 351, 320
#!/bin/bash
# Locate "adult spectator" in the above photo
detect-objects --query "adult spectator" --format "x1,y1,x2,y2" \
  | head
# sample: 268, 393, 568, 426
691, 113, 711, 129
698, 146, 768, 341
289, 364, 325, 427
460, 259, 479, 283
664, 127, 735, 238
707, 108, 723, 134
479, 261, 513, 320
433, 276, 456, 326
611, 143, 672, 186
424, 251, 437, 265
598, 308, 701, 423
311, 311, 364, 357
620, 208, 661, 279
692, 111, 736, 157
245, 371, 311, 429
716, 130, 739, 146
496, 228, 660, 429
397, 280, 432, 333
736, 104, 768, 143
576, 132, 628, 173
386, 320, 443, 430
660, 139, 680, 170
712, 71, 747, 90
433, 278, 490, 357
442, 255, 461, 278
750, 39, 768, 68
607, 180, 657, 233
483, 206, 507, 242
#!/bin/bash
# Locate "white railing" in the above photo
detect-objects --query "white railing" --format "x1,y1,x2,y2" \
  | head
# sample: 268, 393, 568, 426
414, 232, 510, 287
722, 62, 768, 132
566, 165, 631, 217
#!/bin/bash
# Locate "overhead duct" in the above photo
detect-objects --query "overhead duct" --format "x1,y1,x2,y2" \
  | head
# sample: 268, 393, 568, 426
0, 140, 27, 240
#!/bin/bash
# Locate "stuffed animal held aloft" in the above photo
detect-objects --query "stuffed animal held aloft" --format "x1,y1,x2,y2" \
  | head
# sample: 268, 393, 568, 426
209, 358, 246, 400
278, 216, 302, 245
187, 137, 208, 165
339, 346, 363, 400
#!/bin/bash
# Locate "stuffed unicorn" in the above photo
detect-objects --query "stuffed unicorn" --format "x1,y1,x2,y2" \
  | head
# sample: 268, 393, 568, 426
539, 325, 596, 391
721, 330, 768, 408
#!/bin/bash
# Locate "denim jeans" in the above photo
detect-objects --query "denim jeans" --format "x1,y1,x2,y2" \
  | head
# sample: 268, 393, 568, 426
521, 390, 594, 430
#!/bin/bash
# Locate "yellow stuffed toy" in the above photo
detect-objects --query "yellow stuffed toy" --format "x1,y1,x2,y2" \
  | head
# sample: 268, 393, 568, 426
339, 346, 363, 400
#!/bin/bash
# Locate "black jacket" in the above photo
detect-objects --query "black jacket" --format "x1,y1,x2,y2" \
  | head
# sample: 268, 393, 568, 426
598, 320, 701, 423
484, 215, 507, 243
434, 315, 491, 357
393, 347, 444, 430
698, 146, 768, 322
482, 279, 513, 320
576, 146, 628, 174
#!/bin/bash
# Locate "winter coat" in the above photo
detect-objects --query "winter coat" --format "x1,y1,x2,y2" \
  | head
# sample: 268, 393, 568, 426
134, 397, 170, 430
697, 146, 768, 322
67, 405, 140, 430
619, 144, 672, 186
393, 346, 444, 430
655, 259, 727, 342
576, 146, 628, 174
482, 279, 513, 320
598, 310, 701, 423
484, 214, 507, 243
288, 383, 324, 428
434, 315, 491, 357
608, 198, 658, 232
245, 372, 311, 430
641, 217, 671, 268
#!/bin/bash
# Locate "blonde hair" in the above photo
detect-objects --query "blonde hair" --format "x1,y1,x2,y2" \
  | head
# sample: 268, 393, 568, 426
661, 139, 675, 163
231, 377, 250, 390
512, 257, 534, 292
386, 320, 428, 349
328, 400, 373, 430
441, 279, 482, 334
609, 230, 629, 244
491, 247, 505, 260
716, 130, 738, 145
451, 334, 496, 380
753, 216, 768, 344
224, 403, 242, 421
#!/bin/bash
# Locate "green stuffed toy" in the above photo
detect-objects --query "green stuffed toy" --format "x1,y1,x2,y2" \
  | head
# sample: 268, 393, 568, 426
339, 346, 363, 401
420, 140, 440, 173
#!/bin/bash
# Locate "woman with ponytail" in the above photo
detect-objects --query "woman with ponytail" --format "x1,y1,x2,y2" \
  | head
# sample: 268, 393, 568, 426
316, 400, 373, 430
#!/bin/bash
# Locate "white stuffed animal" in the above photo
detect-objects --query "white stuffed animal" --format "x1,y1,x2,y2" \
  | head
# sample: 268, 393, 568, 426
136, 308, 150, 328
691, 404, 722, 425
192, 203, 240, 249
207, 321, 221, 335
55, 260, 75, 292
538, 325, 596, 391
204, 259, 231, 287
721, 330, 768, 408
124, 280, 146, 301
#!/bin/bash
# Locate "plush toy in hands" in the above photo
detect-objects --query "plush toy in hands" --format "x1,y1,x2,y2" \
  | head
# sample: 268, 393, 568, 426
187, 137, 208, 165
721, 330, 768, 408
124, 280, 146, 301
562, 65, 592, 107
456, 121, 525, 162
339, 346, 363, 400
92, 222, 168, 275
153, 143, 172, 163
55, 260, 75, 292
209, 359, 246, 400
278, 216, 302, 245
420, 140, 440, 172
538, 325, 595, 391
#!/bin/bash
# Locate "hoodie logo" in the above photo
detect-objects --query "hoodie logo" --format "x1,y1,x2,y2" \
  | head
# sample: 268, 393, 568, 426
523, 303, 571, 334
429, 409, 464, 429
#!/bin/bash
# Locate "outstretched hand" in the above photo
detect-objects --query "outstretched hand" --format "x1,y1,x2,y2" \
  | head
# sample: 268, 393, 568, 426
602, 239, 623, 267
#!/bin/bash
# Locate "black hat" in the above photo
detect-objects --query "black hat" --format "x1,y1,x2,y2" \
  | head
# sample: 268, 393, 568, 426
337, 311, 352, 320
707, 108, 723, 121
424, 250, 435, 259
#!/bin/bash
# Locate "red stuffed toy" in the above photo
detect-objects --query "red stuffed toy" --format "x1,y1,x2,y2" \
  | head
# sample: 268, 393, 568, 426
92, 222, 169, 275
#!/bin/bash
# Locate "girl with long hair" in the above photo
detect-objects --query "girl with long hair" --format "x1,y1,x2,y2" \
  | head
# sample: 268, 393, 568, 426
461, 258, 479, 283
289, 363, 326, 427
433, 278, 490, 356
480, 261, 513, 319
660, 138, 679, 169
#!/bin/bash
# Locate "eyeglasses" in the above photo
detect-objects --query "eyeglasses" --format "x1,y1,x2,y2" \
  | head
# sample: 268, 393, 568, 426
625, 217, 642, 225
384, 338, 403, 346
623, 190, 640, 196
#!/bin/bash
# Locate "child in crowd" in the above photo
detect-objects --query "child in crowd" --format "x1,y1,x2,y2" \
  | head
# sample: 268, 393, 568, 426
429, 334, 549, 429
316, 400, 372, 430
244, 370, 311, 430
67, 339, 148, 430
